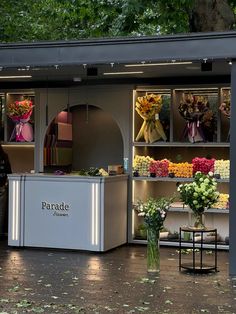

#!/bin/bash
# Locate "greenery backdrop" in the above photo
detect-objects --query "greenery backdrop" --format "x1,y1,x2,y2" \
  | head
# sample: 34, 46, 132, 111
0, 0, 236, 42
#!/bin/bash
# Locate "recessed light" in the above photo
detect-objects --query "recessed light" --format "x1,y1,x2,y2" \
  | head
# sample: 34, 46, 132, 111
125, 62, 193, 67
0, 75, 32, 79
103, 71, 143, 75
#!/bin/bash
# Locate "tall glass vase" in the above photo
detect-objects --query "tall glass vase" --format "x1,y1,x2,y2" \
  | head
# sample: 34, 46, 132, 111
147, 228, 160, 272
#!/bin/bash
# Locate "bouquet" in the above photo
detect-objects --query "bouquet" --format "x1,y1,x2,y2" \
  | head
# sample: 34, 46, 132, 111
7, 99, 34, 142
178, 93, 214, 143
177, 171, 219, 228
219, 90, 230, 118
168, 162, 193, 178
192, 157, 215, 175
133, 155, 154, 176
136, 197, 173, 230
135, 93, 167, 143
149, 159, 169, 177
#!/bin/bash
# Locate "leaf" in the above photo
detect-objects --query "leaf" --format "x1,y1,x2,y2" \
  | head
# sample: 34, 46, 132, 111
16, 299, 32, 308
32, 307, 45, 313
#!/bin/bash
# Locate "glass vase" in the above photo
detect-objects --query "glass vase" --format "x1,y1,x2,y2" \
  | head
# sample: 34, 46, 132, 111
188, 210, 205, 229
147, 228, 160, 272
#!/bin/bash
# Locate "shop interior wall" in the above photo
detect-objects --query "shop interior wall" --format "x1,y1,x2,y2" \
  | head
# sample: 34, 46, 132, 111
36, 85, 133, 172
71, 105, 123, 170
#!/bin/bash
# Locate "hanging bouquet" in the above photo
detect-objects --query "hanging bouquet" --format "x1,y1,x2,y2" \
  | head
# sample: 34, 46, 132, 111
136, 197, 173, 230
177, 171, 219, 227
178, 93, 214, 143
135, 94, 167, 143
7, 99, 34, 142
219, 89, 230, 119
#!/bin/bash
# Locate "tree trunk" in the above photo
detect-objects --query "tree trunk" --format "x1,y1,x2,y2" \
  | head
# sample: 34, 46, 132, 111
189, 0, 235, 32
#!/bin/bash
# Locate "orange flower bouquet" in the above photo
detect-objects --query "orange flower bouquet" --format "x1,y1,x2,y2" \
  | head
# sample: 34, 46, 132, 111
7, 99, 34, 142
135, 94, 167, 143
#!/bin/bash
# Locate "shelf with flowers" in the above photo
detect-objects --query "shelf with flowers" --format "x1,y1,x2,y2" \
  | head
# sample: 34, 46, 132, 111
131, 86, 230, 249
132, 155, 230, 182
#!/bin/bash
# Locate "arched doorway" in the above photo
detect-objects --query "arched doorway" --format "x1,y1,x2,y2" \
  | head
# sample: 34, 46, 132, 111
44, 104, 124, 172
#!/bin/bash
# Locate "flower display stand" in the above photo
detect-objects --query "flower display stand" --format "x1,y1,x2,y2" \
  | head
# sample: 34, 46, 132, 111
179, 226, 218, 273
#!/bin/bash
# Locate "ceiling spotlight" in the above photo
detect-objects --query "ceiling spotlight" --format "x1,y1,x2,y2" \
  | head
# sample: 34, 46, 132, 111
201, 61, 212, 71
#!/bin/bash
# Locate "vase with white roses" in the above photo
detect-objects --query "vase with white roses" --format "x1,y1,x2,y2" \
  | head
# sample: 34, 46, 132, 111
136, 197, 173, 272
177, 171, 219, 229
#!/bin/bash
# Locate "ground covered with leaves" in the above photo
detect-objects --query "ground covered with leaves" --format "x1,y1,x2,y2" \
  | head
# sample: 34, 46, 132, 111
0, 240, 236, 313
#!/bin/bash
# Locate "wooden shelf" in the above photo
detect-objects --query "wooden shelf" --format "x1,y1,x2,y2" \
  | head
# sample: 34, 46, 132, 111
168, 207, 229, 214
132, 239, 229, 250
132, 176, 229, 183
2, 142, 35, 146
133, 141, 230, 147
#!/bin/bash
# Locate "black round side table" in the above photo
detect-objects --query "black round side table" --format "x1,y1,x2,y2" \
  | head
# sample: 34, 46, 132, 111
179, 226, 218, 273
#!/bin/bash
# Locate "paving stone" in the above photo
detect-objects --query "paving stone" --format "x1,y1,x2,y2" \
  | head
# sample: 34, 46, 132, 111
0, 239, 235, 313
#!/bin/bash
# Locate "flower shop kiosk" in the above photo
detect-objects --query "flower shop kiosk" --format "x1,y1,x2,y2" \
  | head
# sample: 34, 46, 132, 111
1, 31, 236, 274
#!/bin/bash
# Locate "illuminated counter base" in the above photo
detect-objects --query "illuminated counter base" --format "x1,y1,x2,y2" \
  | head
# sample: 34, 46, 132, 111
8, 174, 128, 252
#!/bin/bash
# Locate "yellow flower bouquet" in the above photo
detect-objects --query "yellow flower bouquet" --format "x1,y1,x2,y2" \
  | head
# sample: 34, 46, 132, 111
135, 93, 167, 143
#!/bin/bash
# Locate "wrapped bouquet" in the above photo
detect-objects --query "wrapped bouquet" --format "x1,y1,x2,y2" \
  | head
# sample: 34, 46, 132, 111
135, 93, 167, 143
178, 93, 214, 143
219, 89, 230, 118
7, 99, 34, 142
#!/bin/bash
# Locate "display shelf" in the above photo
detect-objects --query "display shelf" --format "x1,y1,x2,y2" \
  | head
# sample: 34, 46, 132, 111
131, 86, 230, 249
132, 239, 229, 250
168, 207, 229, 214
2, 142, 35, 146
132, 176, 229, 183
133, 141, 230, 147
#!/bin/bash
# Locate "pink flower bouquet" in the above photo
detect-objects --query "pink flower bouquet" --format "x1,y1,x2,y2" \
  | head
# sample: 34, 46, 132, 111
7, 99, 34, 142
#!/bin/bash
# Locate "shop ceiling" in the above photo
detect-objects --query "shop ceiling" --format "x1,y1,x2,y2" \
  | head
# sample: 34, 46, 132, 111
0, 31, 235, 87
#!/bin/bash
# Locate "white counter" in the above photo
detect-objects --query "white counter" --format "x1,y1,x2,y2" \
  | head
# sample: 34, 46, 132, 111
8, 174, 128, 251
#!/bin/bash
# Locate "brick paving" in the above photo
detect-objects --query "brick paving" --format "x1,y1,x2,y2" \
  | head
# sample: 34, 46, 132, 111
0, 238, 236, 313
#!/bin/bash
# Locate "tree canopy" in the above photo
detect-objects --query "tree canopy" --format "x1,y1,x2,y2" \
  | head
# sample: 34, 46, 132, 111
0, 0, 235, 43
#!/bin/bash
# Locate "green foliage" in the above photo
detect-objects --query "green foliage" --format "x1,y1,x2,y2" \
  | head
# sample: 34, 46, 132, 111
0, 0, 234, 42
